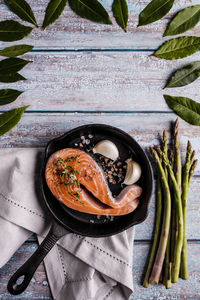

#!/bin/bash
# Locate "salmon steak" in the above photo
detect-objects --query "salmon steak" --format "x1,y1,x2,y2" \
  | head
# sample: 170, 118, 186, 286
45, 148, 142, 216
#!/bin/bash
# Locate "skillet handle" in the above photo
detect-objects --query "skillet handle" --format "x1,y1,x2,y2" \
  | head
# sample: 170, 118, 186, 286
7, 221, 66, 295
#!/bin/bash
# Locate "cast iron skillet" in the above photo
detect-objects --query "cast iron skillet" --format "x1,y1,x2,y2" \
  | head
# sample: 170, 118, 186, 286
7, 124, 153, 295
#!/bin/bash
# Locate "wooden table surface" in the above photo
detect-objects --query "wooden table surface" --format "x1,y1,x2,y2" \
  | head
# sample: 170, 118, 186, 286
0, 0, 200, 299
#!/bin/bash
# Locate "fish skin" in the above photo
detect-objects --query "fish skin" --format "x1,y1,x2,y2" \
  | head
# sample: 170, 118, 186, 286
45, 148, 142, 216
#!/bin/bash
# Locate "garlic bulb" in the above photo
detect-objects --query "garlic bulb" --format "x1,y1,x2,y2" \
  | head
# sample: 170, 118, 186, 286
123, 158, 142, 185
93, 140, 119, 161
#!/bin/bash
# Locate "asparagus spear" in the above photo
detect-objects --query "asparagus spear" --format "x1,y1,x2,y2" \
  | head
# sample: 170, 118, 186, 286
189, 159, 198, 187
168, 148, 176, 267
171, 199, 176, 262
164, 222, 171, 288
163, 131, 168, 164
161, 150, 183, 283
174, 118, 182, 192
149, 148, 171, 284
143, 177, 162, 288
174, 118, 183, 280
162, 131, 171, 289
181, 143, 196, 280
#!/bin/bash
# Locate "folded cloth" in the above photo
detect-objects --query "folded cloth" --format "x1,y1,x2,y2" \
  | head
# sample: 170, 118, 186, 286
0, 148, 135, 300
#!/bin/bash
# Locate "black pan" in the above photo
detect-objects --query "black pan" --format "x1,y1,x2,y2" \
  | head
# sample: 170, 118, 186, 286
7, 124, 153, 295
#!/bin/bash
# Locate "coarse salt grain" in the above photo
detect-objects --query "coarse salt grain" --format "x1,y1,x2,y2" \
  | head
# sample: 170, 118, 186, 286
85, 139, 90, 145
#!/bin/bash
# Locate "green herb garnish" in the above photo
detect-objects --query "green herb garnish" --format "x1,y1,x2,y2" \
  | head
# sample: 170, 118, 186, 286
55, 156, 83, 204
65, 155, 80, 162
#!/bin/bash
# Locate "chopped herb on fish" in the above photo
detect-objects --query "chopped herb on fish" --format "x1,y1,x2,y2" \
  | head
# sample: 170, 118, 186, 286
55, 156, 82, 203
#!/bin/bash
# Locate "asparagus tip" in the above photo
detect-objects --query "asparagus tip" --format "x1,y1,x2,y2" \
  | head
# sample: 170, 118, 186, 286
191, 159, 198, 172
193, 159, 198, 167
190, 150, 196, 163
174, 118, 179, 135
187, 140, 192, 152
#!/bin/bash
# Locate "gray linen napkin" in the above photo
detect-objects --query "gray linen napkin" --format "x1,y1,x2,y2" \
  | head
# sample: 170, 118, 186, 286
0, 148, 135, 300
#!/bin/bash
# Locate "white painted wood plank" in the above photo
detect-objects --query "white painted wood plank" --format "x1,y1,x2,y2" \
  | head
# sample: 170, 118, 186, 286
0, 0, 199, 50
0, 244, 51, 299
1, 242, 200, 299
1, 113, 199, 171
0, 52, 199, 111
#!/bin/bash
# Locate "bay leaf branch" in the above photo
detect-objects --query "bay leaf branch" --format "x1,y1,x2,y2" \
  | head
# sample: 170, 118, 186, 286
42, 0, 68, 30
164, 94, 200, 126
0, 45, 33, 57
155, 36, 200, 60
5, 0, 38, 27
0, 89, 23, 106
0, 20, 33, 42
0, 57, 31, 74
164, 5, 200, 36
165, 61, 200, 88
112, 0, 128, 32
0, 73, 26, 83
138, 0, 175, 26
68, 0, 112, 25
0, 106, 29, 136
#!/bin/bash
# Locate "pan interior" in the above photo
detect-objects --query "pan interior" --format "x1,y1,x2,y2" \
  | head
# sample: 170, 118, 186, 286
42, 124, 153, 237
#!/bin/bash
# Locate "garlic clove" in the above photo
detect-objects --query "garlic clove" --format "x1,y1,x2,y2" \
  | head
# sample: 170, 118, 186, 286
93, 140, 119, 161
123, 158, 142, 185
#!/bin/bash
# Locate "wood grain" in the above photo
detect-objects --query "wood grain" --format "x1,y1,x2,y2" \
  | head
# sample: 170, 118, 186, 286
0, 52, 200, 112
1, 113, 200, 171
0, 244, 51, 299
1, 242, 200, 299
0, 0, 199, 50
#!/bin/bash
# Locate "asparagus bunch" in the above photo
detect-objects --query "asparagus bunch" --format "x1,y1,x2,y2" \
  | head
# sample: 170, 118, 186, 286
143, 118, 198, 289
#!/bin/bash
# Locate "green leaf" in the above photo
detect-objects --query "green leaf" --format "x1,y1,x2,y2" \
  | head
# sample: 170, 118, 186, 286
0, 89, 23, 105
0, 45, 33, 57
164, 94, 200, 126
0, 20, 33, 42
165, 61, 200, 88
112, 0, 128, 31
42, 0, 68, 29
138, 0, 174, 26
164, 5, 200, 36
155, 36, 200, 60
5, 0, 37, 27
68, 0, 112, 25
0, 57, 31, 74
0, 73, 26, 83
0, 105, 29, 136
